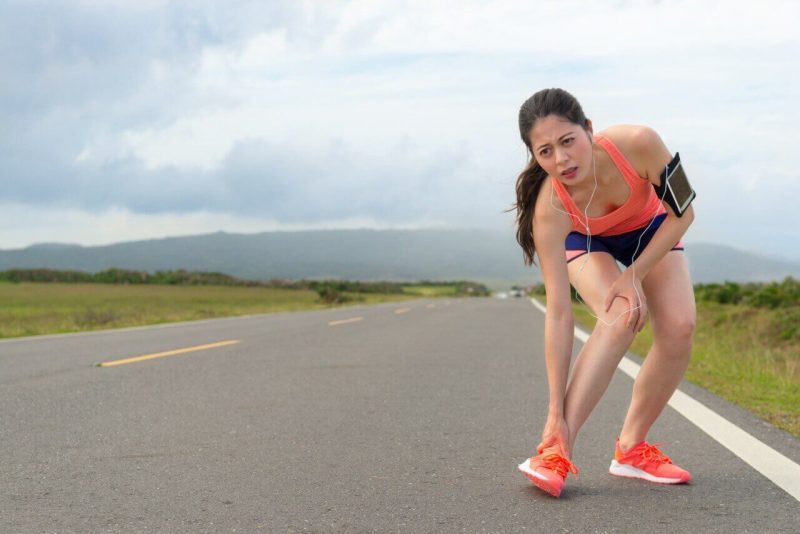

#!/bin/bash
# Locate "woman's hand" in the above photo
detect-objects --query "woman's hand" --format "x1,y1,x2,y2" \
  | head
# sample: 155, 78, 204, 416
537, 414, 572, 459
603, 268, 648, 332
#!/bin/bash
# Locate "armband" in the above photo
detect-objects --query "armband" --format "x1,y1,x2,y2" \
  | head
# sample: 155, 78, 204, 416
654, 152, 696, 217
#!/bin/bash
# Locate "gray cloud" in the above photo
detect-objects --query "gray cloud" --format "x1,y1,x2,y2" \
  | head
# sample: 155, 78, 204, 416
3, 134, 493, 224
1, 0, 797, 259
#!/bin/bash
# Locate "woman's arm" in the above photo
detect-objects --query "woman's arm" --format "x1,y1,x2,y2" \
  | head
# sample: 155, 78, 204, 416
627, 126, 695, 281
532, 183, 575, 423
629, 206, 694, 281
603, 126, 695, 330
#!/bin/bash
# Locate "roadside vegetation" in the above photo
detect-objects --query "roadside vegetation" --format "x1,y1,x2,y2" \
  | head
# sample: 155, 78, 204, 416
531, 278, 800, 437
0, 268, 489, 339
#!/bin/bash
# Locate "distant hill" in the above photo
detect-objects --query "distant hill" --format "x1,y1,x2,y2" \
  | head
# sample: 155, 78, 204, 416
683, 242, 800, 284
0, 230, 797, 289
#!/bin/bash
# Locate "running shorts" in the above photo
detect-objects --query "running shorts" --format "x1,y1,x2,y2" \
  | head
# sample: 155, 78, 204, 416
565, 213, 684, 267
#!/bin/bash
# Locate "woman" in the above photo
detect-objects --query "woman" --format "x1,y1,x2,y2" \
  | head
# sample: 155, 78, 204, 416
512, 88, 696, 498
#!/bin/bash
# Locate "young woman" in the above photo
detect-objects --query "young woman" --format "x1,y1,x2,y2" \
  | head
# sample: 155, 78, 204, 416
512, 88, 696, 497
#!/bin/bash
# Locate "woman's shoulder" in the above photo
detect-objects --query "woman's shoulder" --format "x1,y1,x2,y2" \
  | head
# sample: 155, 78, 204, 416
533, 176, 559, 219
533, 176, 573, 235
596, 124, 667, 180
596, 123, 659, 150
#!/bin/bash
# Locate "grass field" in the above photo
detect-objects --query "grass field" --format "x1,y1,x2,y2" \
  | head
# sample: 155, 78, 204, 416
401, 284, 460, 297
569, 301, 799, 438
0, 282, 424, 339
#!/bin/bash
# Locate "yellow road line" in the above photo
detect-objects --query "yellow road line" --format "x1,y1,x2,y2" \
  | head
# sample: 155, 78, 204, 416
328, 316, 364, 326
96, 339, 241, 367
394, 308, 411, 314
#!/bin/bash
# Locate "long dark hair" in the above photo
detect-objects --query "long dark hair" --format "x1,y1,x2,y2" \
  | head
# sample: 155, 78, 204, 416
509, 88, 589, 266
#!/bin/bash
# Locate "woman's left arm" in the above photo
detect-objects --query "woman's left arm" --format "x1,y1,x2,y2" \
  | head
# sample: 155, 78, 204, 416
629, 205, 694, 280
603, 126, 695, 330
628, 126, 695, 279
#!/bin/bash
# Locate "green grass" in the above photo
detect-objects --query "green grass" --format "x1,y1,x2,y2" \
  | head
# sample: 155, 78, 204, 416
568, 301, 799, 437
401, 284, 459, 297
0, 282, 424, 339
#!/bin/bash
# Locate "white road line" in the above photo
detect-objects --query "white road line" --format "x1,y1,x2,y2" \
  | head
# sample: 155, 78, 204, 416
530, 297, 800, 502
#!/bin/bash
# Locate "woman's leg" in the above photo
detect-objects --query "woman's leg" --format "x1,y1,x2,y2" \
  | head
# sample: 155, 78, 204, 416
617, 251, 696, 450
562, 253, 640, 453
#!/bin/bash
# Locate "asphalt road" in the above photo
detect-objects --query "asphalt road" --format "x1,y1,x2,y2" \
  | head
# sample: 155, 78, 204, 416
1, 297, 798, 533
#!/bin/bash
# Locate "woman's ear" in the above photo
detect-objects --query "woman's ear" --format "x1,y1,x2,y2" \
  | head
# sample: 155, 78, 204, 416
585, 118, 594, 139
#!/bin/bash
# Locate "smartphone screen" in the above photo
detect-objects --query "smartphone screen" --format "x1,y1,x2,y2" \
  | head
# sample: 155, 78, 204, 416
666, 158, 695, 213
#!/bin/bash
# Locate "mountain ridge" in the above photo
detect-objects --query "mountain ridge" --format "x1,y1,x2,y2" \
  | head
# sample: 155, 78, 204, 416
1, 229, 797, 288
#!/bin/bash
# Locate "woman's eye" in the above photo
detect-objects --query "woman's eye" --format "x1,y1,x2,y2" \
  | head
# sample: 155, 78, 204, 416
539, 148, 550, 156
564, 138, 574, 145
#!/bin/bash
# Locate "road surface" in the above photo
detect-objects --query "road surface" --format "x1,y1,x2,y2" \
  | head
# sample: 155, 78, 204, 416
2, 297, 798, 532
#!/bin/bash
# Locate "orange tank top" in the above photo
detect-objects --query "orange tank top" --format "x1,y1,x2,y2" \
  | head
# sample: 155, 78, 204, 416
550, 134, 666, 236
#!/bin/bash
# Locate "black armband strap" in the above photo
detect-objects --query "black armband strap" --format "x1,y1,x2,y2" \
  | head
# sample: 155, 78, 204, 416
654, 152, 696, 217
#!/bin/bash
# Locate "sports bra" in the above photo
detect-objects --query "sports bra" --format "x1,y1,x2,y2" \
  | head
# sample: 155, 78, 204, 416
550, 133, 666, 236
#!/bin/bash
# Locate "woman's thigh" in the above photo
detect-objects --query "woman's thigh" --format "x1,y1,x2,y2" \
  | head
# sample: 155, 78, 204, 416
567, 252, 624, 319
641, 251, 696, 337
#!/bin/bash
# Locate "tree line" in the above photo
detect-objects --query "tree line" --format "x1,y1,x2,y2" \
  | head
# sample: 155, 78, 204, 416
0, 268, 489, 298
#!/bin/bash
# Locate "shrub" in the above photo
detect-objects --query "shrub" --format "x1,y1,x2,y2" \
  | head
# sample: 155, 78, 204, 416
694, 282, 744, 304
0, 268, 93, 283
316, 285, 351, 304
772, 307, 800, 341
748, 277, 800, 309
694, 278, 799, 308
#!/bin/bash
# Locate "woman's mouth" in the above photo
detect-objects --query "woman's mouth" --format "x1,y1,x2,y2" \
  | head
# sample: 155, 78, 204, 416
561, 167, 578, 178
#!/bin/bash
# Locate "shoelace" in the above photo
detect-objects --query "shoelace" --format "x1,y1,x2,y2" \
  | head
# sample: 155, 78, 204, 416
638, 442, 673, 465
541, 453, 580, 478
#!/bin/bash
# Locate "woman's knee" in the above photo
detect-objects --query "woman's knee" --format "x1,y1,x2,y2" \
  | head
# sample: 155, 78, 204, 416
654, 312, 696, 347
594, 296, 638, 341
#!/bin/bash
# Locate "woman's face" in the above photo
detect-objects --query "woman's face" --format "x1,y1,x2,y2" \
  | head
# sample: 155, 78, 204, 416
528, 114, 593, 187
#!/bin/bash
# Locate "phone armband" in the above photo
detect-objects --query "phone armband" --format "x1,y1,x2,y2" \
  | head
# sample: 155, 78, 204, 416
654, 152, 696, 217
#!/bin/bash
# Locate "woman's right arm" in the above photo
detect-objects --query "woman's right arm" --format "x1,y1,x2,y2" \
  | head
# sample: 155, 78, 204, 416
532, 181, 575, 454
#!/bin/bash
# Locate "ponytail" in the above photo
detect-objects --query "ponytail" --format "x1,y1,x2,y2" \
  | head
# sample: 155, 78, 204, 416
511, 155, 548, 266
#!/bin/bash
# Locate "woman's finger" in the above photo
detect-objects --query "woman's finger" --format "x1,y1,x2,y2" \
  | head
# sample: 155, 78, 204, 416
637, 302, 647, 331
604, 292, 613, 312
626, 300, 637, 328
635, 289, 646, 329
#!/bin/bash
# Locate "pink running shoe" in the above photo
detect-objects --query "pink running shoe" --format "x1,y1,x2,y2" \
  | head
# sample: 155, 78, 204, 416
518, 446, 579, 497
609, 439, 692, 484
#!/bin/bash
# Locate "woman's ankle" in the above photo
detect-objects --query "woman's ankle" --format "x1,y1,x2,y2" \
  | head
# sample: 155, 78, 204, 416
617, 433, 645, 452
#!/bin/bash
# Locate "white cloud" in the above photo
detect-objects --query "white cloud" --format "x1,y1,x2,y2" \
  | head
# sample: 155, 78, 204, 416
99, 0, 798, 176
319, 0, 797, 56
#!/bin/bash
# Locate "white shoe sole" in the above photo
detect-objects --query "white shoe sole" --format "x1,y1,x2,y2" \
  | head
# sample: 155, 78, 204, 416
608, 460, 689, 484
518, 458, 562, 496
517, 458, 549, 481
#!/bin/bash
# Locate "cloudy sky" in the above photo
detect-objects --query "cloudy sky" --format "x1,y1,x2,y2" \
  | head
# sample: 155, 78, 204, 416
1, 0, 798, 261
